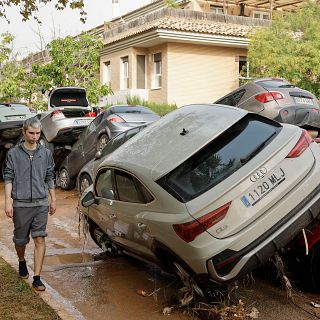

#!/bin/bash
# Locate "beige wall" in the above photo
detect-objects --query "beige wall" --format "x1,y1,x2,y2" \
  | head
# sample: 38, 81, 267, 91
101, 48, 138, 92
146, 44, 168, 104
100, 42, 247, 107
166, 43, 247, 106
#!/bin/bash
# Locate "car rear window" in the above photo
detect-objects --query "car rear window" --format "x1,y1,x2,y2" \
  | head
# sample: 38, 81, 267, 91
157, 114, 282, 202
256, 79, 295, 89
110, 106, 155, 114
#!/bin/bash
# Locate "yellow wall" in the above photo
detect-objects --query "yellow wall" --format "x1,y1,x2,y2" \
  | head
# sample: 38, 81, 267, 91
166, 43, 247, 106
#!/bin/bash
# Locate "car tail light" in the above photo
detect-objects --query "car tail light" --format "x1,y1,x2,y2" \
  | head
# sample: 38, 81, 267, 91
173, 202, 231, 243
286, 129, 313, 158
50, 110, 64, 119
107, 115, 124, 123
85, 111, 96, 117
255, 91, 284, 103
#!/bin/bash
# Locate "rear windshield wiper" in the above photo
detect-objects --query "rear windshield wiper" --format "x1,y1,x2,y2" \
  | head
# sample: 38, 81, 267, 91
240, 131, 277, 165
278, 84, 295, 88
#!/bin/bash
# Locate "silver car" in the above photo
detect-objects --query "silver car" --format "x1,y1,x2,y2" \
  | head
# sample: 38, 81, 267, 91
215, 78, 320, 132
101, 105, 160, 142
37, 87, 95, 149
80, 104, 320, 297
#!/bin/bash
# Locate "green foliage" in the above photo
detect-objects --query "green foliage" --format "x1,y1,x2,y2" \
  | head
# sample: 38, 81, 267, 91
248, 2, 320, 97
0, 60, 25, 101
44, 32, 112, 104
126, 95, 177, 116
0, 32, 14, 65
164, 0, 180, 9
0, 0, 86, 22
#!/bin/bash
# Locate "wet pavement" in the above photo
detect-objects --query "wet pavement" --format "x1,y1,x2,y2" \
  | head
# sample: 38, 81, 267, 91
1, 181, 320, 320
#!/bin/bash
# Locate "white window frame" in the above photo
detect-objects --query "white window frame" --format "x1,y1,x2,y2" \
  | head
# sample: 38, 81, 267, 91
152, 53, 162, 89
102, 61, 111, 86
120, 56, 129, 90
252, 11, 270, 20
210, 5, 224, 14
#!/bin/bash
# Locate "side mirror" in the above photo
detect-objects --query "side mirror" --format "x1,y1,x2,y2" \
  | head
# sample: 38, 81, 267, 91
81, 191, 96, 207
95, 151, 102, 160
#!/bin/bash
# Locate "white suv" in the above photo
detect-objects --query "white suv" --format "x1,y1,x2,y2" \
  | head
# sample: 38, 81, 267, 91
80, 104, 320, 296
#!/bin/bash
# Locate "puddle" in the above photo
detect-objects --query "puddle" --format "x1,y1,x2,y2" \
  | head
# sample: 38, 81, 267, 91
44, 252, 94, 266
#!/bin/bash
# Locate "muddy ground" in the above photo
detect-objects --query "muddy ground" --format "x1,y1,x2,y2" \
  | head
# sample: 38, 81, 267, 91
0, 182, 320, 320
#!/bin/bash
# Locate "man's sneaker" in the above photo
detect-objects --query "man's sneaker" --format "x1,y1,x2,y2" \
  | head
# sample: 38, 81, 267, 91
32, 276, 46, 291
18, 260, 29, 279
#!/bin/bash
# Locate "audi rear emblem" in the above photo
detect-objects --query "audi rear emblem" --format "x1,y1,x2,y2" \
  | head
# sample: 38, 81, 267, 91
250, 167, 267, 182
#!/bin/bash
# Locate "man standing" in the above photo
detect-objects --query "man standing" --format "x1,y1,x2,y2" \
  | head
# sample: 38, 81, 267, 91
4, 117, 56, 291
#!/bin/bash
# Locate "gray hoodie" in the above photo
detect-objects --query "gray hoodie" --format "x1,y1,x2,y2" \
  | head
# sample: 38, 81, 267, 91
4, 143, 55, 202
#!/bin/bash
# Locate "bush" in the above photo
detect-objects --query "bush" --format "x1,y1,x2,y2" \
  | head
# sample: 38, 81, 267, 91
103, 96, 177, 116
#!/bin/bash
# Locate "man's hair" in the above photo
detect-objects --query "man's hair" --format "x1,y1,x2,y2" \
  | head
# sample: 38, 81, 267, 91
23, 117, 42, 132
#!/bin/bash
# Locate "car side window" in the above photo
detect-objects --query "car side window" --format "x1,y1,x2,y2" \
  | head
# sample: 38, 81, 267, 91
87, 114, 102, 134
232, 89, 245, 105
114, 169, 153, 204
216, 94, 236, 106
101, 132, 126, 158
95, 169, 115, 199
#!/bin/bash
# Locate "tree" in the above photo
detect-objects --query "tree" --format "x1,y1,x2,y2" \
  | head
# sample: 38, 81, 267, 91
164, 0, 180, 9
0, 32, 24, 101
247, 2, 320, 96
39, 32, 112, 104
0, 0, 86, 22
0, 60, 25, 101
0, 32, 14, 65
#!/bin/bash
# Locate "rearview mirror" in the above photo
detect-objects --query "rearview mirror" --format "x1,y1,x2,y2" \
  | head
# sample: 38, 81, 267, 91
81, 191, 96, 207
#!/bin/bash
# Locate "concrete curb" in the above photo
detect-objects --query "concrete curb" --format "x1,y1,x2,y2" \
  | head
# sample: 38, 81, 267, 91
0, 243, 86, 320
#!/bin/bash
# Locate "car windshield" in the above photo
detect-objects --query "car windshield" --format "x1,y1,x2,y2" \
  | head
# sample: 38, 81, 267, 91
110, 106, 155, 114
257, 80, 295, 89
157, 114, 282, 202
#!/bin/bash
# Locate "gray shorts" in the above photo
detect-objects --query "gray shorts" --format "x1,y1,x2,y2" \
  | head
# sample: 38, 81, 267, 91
13, 206, 49, 246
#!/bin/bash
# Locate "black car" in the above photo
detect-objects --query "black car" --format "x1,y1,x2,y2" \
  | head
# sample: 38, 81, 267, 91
57, 106, 159, 190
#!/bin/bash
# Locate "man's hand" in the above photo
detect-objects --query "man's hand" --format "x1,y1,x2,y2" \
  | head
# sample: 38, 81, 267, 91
49, 201, 56, 215
5, 203, 13, 219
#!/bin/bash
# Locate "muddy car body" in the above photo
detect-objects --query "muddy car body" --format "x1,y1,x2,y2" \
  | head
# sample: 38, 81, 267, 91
0, 103, 35, 149
215, 78, 320, 133
80, 104, 320, 295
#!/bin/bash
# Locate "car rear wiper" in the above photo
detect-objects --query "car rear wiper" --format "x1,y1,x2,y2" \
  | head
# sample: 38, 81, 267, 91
240, 131, 277, 165
278, 84, 295, 88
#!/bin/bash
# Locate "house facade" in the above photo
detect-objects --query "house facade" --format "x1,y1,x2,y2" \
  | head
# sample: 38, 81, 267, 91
99, 0, 303, 107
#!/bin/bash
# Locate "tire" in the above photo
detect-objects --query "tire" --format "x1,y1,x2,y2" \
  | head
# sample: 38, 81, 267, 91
79, 173, 93, 194
96, 134, 109, 152
171, 260, 205, 297
59, 168, 75, 190
163, 255, 228, 302
88, 220, 112, 251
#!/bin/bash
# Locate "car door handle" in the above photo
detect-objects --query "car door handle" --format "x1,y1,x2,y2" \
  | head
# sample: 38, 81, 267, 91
109, 214, 116, 219
137, 223, 146, 229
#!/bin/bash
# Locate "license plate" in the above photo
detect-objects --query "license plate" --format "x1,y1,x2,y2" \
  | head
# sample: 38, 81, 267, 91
294, 97, 314, 105
6, 115, 26, 120
74, 119, 91, 125
241, 167, 286, 207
